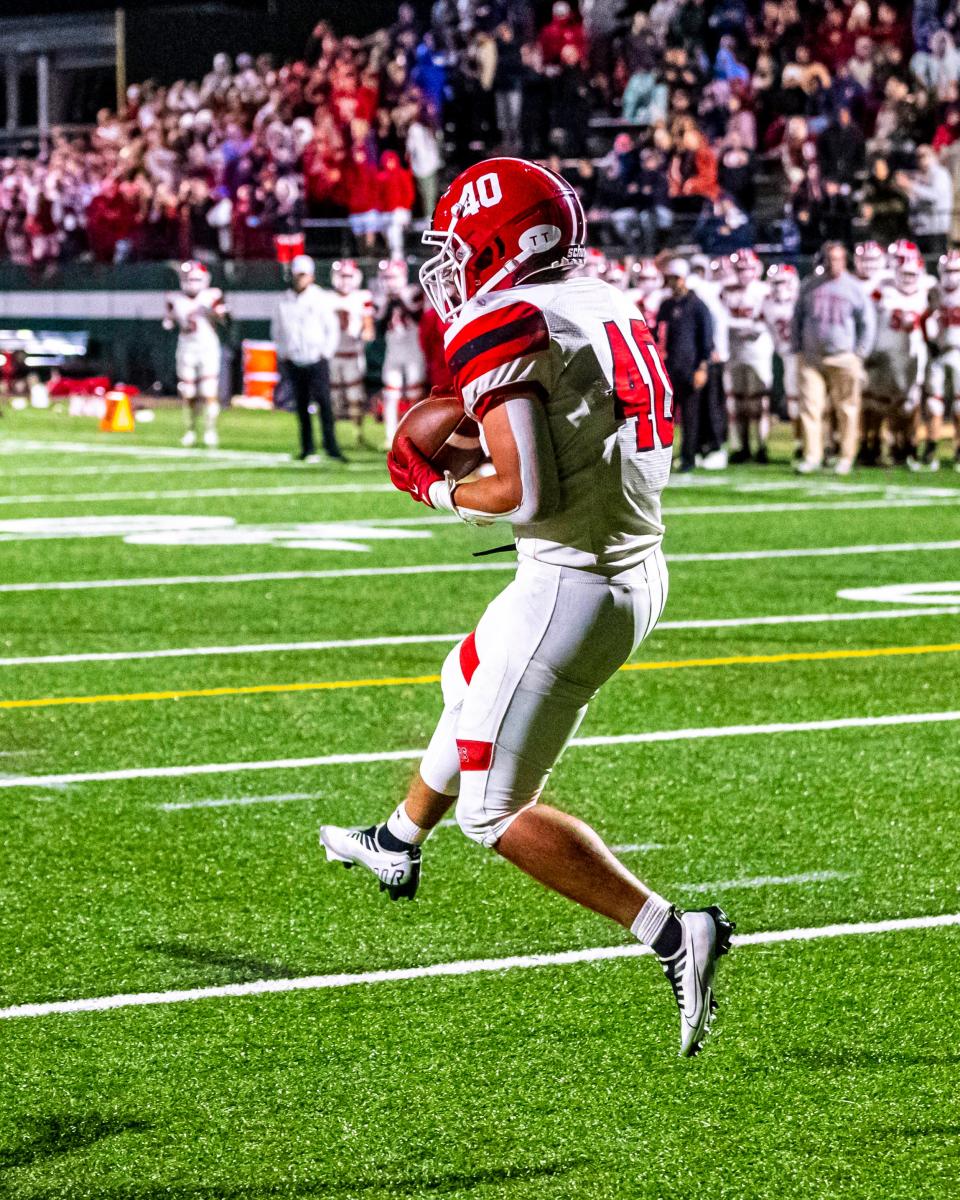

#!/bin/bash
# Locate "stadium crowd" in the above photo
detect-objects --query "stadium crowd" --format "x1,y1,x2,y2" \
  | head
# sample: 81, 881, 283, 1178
3, 0, 960, 266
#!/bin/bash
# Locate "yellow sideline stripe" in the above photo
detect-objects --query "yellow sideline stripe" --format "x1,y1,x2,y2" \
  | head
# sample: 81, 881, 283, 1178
3, 642, 960, 712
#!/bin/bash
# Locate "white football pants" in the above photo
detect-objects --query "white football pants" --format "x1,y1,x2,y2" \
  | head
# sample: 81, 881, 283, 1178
419, 549, 669, 847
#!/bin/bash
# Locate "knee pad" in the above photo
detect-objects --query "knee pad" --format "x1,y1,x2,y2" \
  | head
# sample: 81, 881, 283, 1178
178, 380, 197, 402
927, 395, 945, 419
455, 775, 536, 848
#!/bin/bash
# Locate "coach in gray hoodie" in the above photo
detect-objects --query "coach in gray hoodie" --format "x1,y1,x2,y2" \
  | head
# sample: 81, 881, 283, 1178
791, 242, 876, 474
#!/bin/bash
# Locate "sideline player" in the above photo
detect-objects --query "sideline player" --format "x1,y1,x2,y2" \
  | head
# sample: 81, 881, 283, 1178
723, 249, 774, 462
763, 263, 801, 458
163, 261, 228, 447
318, 158, 734, 1057
862, 252, 927, 466
921, 249, 960, 471
375, 257, 428, 450
330, 259, 375, 448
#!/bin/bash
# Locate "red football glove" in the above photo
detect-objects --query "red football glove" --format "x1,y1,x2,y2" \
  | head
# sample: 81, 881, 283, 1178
387, 435, 443, 506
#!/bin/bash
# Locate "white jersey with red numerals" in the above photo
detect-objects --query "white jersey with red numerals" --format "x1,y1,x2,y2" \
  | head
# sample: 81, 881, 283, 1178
855, 272, 890, 304
333, 288, 374, 355
866, 282, 927, 400
926, 284, 960, 351
723, 279, 773, 369
165, 287, 226, 356
762, 295, 795, 358
445, 276, 673, 575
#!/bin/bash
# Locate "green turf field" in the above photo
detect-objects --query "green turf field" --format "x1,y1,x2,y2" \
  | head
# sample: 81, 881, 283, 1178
1, 407, 959, 1199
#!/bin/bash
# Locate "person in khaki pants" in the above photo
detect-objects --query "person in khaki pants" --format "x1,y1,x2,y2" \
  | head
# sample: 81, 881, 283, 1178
792, 242, 876, 475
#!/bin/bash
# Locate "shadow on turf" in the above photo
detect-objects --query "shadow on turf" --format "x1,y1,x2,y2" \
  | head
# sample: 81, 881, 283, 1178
12, 1159, 584, 1197
0, 1114, 151, 1171
139, 941, 296, 981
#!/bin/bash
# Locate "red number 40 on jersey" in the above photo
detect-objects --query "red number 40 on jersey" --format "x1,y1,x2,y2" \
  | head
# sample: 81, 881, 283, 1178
603, 319, 674, 451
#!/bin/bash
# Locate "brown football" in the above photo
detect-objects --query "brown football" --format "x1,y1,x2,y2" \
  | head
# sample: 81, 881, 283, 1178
393, 391, 486, 480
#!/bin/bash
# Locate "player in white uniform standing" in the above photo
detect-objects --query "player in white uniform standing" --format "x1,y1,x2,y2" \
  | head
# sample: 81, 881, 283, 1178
319, 158, 734, 1058
376, 258, 428, 449
862, 255, 928, 466
853, 240, 888, 300
723, 249, 774, 462
763, 263, 800, 458
163, 261, 228, 447
921, 250, 960, 471
625, 258, 666, 328
329, 259, 375, 448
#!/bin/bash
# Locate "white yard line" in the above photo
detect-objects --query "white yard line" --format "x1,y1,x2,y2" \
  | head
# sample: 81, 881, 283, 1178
4, 540, 959, 595
0, 912, 956, 1021
3, 605, 958, 668
160, 791, 323, 812
683, 870, 853, 892
0, 483, 396, 505
3, 709, 959, 790
4, 486, 960, 511
0, 439, 294, 463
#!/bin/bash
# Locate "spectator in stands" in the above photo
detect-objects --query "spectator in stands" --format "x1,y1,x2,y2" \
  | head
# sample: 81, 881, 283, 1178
622, 64, 668, 127
634, 146, 673, 253
718, 131, 754, 213
405, 107, 442, 217
792, 241, 876, 476
538, 2, 587, 66
668, 127, 719, 208
693, 191, 753, 254
896, 144, 954, 256
857, 155, 909, 246
377, 150, 415, 256
344, 146, 380, 253
819, 107, 866, 181
911, 30, 960, 100
493, 23, 524, 154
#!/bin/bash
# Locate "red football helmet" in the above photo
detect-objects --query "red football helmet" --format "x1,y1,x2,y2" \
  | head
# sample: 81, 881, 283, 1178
419, 157, 586, 321
888, 238, 921, 268
180, 260, 210, 297
939, 249, 960, 289
766, 262, 799, 301
731, 248, 762, 283
331, 258, 363, 294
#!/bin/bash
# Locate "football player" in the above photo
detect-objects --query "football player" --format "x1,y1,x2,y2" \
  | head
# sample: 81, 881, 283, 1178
853, 240, 888, 299
375, 257, 427, 450
319, 158, 734, 1057
163, 261, 228, 447
763, 263, 801, 458
920, 249, 960, 471
723, 249, 774, 463
330, 259, 375, 448
862, 254, 928, 466
625, 258, 666, 327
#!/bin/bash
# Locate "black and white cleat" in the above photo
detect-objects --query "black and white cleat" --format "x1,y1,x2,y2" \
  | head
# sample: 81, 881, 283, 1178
318, 823, 421, 901
659, 906, 735, 1057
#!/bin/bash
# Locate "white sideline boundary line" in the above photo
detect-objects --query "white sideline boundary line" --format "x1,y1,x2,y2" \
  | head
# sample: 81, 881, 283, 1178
4, 540, 960, 594
4, 606, 960, 667
1, 913, 957, 1021
683, 870, 852, 892
3, 709, 959, 790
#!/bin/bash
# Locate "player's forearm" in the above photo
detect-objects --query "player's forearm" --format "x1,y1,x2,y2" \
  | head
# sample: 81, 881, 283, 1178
451, 471, 522, 515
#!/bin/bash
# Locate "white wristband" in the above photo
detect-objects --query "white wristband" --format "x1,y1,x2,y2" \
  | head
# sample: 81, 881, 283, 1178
427, 478, 457, 512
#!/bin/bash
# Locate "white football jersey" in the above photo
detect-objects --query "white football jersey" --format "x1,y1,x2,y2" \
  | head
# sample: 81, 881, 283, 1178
333, 288, 374, 354
379, 284, 425, 368
723, 279, 773, 368
927, 284, 960, 350
762, 296, 795, 357
165, 287, 226, 353
445, 277, 672, 575
625, 286, 667, 329
872, 283, 927, 359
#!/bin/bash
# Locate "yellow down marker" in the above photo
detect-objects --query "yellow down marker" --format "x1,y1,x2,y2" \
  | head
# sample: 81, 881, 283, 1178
3, 643, 960, 712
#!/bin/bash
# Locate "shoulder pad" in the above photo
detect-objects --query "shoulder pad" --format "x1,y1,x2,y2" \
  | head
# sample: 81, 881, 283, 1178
445, 299, 550, 390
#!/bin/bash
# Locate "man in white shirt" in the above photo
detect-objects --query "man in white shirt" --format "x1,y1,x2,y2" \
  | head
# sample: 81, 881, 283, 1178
270, 254, 344, 462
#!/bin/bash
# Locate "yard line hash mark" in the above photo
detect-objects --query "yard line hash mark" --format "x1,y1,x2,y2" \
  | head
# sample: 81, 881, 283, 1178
0, 913, 956, 1021
5, 606, 960, 668
3, 541, 959, 594
4, 643, 959, 711
3, 709, 959, 789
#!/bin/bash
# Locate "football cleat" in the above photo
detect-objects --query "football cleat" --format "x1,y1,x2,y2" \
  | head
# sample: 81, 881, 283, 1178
203, 429, 219, 449
658, 906, 735, 1057
180, 429, 197, 448
318, 823, 421, 901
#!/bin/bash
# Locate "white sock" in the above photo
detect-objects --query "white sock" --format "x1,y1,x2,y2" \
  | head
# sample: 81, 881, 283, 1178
386, 802, 429, 846
630, 892, 674, 948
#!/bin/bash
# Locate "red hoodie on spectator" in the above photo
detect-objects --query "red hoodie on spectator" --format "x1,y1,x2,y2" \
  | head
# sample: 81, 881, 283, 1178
377, 151, 415, 213
85, 183, 139, 263
343, 149, 380, 214
538, 2, 588, 66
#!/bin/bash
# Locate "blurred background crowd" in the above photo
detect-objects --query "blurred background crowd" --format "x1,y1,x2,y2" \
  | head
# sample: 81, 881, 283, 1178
3, 0, 960, 267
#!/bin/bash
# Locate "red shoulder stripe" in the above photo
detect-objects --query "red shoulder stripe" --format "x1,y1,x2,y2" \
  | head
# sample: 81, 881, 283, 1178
445, 301, 543, 361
